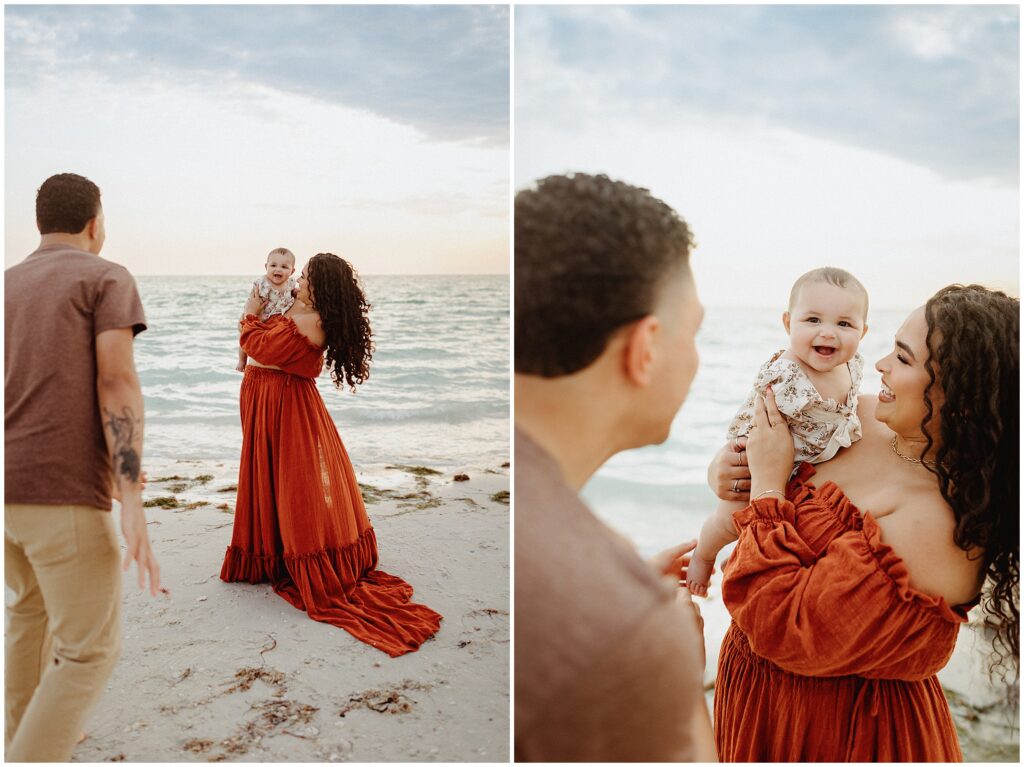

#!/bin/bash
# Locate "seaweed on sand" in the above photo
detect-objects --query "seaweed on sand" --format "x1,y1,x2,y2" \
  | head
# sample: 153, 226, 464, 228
358, 482, 441, 511
386, 465, 443, 477
338, 680, 435, 717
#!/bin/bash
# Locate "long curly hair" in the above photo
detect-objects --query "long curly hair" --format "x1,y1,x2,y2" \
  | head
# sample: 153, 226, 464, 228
307, 253, 373, 391
922, 284, 1019, 681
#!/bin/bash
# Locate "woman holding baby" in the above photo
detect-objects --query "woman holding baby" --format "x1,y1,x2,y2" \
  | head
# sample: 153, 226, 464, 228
702, 279, 1017, 761
220, 253, 441, 657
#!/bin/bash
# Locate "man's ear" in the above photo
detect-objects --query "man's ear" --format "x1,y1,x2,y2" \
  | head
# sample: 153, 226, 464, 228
782, 311, 791, 335
622, 315, 659, 387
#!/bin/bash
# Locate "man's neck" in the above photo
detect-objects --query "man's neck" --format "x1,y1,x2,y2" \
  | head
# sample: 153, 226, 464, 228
515, 372, 627, 492
39, 233, 95, 253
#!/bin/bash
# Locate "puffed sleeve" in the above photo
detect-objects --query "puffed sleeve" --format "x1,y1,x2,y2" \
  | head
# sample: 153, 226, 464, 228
239, 315, 319, 372
721, 497, 967, 681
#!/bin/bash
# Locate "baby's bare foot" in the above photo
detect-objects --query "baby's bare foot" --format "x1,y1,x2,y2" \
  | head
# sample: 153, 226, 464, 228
687, 580, 709, 597
686, 555, 715, 597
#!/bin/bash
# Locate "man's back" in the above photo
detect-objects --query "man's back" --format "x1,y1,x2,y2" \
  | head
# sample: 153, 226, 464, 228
5, 244, 146, 509
514, 429, 706, 761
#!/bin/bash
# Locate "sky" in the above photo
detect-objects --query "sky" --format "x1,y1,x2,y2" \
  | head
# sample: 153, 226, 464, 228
5, 5, 509, 275
516, 4, 1019, 309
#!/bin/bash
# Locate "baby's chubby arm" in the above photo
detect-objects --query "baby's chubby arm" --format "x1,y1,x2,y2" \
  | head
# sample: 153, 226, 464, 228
694, 507, 739, 565
686, 505, 740, 596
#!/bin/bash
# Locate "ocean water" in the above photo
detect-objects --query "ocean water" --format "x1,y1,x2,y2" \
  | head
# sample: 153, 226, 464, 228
582, 304, 917, 556
134, 275, 509, 473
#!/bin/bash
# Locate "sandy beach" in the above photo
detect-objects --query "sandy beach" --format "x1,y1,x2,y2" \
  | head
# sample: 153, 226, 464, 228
60, 460, 509, 763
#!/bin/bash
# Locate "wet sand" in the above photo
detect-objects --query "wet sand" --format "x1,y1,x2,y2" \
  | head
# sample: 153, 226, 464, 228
65, 461, 509, 762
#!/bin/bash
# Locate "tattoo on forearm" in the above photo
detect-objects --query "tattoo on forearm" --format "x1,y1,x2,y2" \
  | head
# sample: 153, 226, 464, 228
103, 406, 142, 483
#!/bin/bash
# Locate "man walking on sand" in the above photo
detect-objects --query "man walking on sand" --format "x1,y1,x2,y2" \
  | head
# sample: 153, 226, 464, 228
5, 173, 162, 761
514, 173, 716, 761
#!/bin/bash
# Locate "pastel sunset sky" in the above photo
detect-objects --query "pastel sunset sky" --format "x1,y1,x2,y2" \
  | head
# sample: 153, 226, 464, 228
6, 4, 509, 275
516, 4, 1019, 309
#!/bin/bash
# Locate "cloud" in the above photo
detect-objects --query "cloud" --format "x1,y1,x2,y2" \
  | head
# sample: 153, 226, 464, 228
516, 5, 1018, 183
5, 4, 509, 145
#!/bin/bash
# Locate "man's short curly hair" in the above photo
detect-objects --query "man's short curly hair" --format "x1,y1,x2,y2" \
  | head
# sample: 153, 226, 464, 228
515, 173, 695, 376
36, 173, 102, 235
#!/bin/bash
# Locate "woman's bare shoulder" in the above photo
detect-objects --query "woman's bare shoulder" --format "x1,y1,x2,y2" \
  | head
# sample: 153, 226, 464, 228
873, 488, 984, 607
289, 309, 326, 347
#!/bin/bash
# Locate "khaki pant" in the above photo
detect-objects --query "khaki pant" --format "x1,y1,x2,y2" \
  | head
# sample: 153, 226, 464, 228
5, 504, 121, 762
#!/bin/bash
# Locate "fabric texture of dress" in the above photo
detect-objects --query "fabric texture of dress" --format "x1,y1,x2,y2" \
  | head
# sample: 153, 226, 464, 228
727, 350, 864, 466
714, 462, 972, 761
220, 314, 442, 656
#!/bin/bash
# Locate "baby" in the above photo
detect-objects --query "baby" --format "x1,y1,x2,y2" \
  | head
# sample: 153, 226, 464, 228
235, 247, 299, 372
686, 267, 870, 596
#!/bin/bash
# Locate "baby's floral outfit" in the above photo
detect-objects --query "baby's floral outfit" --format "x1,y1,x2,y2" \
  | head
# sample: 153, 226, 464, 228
727, 350, 864, 467
254, 276, 298, 321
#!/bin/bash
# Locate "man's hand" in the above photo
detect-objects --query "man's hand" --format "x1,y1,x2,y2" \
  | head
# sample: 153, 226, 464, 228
649, 539, 716, 586
673, 574, 708, 673
119, 495, 162, 596
97, 327, 161, 597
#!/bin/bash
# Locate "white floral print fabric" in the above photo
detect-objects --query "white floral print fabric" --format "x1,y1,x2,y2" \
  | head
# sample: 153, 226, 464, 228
254, 276, 297, 321
727, 350, 864, 466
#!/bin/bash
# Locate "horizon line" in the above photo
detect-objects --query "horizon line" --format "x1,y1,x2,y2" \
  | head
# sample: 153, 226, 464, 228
134, 272, 510, 278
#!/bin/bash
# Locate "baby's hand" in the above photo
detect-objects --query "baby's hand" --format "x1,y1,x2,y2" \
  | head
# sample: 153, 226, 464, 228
685, 555, 716, 598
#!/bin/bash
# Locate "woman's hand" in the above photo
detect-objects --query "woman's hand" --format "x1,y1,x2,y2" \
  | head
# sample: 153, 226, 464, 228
243, 285, 268, 318
708, 436, 751, 502
746, 386, 794, 498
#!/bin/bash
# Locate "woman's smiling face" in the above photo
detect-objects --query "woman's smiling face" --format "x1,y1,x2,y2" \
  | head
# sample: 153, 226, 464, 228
874, 306, 941, 438
295, 264, 312, 305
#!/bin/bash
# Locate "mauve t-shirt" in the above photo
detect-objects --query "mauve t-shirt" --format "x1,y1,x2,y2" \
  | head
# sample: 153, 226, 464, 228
5, 244, 147, 510
514, 428, 707, 761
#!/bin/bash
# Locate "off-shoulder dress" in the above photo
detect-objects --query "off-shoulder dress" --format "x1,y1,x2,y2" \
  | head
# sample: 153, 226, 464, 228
714, 463, 973, 761
220, 314, 442, 656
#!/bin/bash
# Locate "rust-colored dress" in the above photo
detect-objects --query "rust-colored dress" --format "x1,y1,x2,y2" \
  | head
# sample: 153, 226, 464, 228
715, 463, 973, 761
220, 314, 442, 656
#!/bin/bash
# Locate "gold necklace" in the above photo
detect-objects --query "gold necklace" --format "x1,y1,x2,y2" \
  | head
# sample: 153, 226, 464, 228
890, 436, 936, 467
